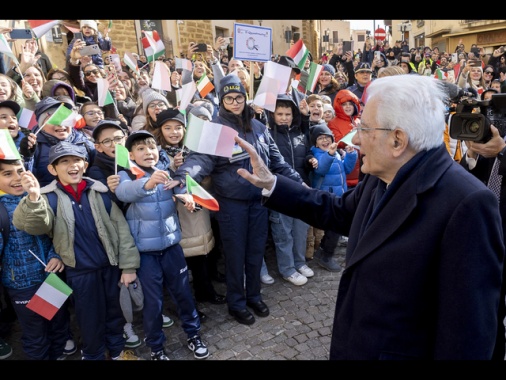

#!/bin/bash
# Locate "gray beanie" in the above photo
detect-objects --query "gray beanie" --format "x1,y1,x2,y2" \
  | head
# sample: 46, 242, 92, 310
141, 88, 169, 115
188, 104, 212, 121
119, 280, 144, 323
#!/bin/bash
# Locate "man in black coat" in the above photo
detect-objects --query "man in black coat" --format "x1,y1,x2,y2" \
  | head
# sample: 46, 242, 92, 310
234, 74, 504, 360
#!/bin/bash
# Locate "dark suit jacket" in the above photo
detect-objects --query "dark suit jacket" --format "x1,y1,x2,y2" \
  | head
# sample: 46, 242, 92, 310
265, 144, 504, 359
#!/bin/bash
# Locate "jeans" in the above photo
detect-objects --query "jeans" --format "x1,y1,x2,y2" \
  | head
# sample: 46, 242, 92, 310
269, 210, 309, 278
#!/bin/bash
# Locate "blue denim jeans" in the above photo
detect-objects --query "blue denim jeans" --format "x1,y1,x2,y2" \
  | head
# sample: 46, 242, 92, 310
269, 210, 309, 278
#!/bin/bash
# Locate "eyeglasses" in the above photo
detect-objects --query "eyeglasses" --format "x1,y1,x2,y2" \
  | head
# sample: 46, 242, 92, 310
352, 125, 392, 133
484, 71, 494, 74
148, 102, 167, 109
317, 135, 332, 141
84, 69, 100, 77
223, 95, 245, 105
84, 110, 104, 117
98, 136, 125, 147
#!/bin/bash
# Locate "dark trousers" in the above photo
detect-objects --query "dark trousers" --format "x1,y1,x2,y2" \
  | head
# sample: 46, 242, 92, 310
319, 229, 341, 258
215, 197, 267, 311
8, 284, 69, 360
66, 266, 125, 360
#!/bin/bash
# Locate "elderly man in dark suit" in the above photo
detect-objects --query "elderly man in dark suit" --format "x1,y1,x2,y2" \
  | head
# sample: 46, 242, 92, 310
234, 74, 504, 360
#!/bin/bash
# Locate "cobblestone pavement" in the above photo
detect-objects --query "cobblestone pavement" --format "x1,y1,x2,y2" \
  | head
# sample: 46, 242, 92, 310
5, 245, 347, 361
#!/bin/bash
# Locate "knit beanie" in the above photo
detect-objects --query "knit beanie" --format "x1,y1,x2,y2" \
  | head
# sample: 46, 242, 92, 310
311, 123, 334, 146
188, 104, 212, 121
80, 20, 98, 32
141, 88, 169, 115
119, 280, 144, 323
219, 75, 246, 98
323, 103, 335, 116
322, 64, 336, 76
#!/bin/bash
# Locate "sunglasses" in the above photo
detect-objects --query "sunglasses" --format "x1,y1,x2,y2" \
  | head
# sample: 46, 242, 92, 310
84, 69, 100, 77
484, 71, 494, 74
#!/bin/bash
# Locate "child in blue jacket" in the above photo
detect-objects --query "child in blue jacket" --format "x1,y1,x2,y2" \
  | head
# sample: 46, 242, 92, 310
308, 123, 357, 272
66, 20, 111, 69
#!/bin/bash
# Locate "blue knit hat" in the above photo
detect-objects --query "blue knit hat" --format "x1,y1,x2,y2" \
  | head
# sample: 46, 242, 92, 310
322, 64, 336, 76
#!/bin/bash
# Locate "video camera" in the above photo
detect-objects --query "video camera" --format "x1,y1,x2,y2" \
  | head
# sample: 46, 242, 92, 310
449, 92, 506, 143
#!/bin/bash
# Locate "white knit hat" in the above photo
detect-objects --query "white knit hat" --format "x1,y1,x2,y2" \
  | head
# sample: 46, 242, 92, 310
80, 20, 98, 32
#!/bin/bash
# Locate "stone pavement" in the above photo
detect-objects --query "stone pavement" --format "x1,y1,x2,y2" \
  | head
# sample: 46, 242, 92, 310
5, 244, 346, 361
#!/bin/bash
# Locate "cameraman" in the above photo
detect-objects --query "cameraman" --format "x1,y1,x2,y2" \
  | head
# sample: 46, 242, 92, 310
461, 124, 506, 361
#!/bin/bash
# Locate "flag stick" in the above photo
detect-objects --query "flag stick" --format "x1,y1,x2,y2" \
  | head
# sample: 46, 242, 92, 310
28, 249, 47, 268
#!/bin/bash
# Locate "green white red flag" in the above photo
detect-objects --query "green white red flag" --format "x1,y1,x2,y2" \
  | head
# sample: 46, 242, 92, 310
0, 129, 21, 160
17, 107, 37, 130
26, 273, 72, 320
123, 52, 140, 76
115, 144, 145, 179
306, 62, 323, 92
286, 39, 309, 70
184, 114, 238, 157
186, 174, 219, 211
28, 20, 61, 39
196, 73, 214, 98
96, 78, 114, 107
43, 104, 83, 129
142, 30, 165, 62
151, 61, 172, 92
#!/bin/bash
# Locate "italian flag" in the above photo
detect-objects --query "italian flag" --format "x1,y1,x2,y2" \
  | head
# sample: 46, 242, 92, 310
0, 129, 21, 160
196, 73, 214, 98
28, 20, 61, 39
96, 78, 114, 107
0, 34, 18, 65
286, 39, 309, 70
17, 107, 37, 130
43, 104, 82, 128
26, 273, 72, 321
306, 62, 323, 92
115, 144, 145, 179
151, 61, 172, 92
142, 30, 165, 62
184, 114, 238, 158
123, 52, 140, 75
186, 174, 219, 211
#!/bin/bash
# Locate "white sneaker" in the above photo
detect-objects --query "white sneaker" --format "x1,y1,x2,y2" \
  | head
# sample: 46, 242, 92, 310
260, 274, 275, 285
283, 272, 308, 286
162, 314, 174, 328
123, 322, 141, 348
297, 264, 314, 278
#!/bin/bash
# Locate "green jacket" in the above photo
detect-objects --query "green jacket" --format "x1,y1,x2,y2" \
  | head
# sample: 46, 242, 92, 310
13, 178, 140, 273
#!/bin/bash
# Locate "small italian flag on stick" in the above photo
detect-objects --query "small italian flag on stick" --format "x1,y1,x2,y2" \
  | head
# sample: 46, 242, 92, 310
185, 174, 219, 211
0, 129, 22, 160
26, 272, 72, 320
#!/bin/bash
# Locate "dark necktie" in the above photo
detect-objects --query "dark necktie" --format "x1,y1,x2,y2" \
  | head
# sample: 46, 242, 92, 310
488, 157, 502, 203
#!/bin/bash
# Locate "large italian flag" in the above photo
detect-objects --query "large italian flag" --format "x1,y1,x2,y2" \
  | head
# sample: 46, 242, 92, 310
26, 273, 72, 320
